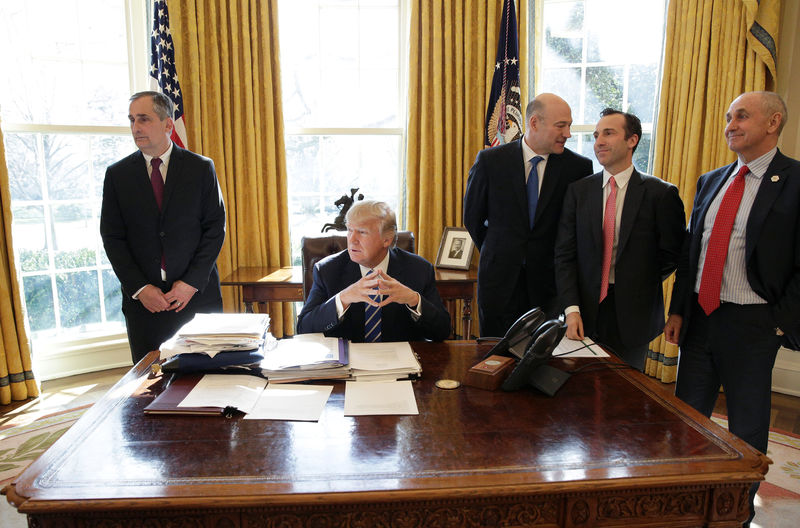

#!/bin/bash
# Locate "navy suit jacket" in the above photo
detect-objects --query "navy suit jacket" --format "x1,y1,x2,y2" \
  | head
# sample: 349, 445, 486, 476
669, 150, 800, 349
100, 145, 226, 315
555, 169, 685, 346
296, 248, 451, 342
464, 139, 593, 316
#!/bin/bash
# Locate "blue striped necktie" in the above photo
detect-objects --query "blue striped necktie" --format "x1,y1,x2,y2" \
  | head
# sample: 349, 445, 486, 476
364, 270, 382, 342
527, 155, 543, 229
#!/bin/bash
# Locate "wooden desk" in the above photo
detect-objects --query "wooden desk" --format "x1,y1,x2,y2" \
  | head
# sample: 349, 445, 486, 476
5, 343, 767, 527
222, 266, 477, 339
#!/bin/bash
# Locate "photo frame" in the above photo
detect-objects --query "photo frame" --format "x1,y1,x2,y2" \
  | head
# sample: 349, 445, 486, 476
435, 227, 474, 270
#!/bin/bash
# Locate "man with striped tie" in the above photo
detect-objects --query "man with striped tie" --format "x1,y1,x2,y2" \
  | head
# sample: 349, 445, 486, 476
297, 201, 451, 342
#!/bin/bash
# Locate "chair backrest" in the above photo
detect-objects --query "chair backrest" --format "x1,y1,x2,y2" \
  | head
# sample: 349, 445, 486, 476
300, 231, 415, 300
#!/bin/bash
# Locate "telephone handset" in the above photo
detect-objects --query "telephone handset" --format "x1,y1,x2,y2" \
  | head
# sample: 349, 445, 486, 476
501, 319, 571, 396
484, 307, 547, 360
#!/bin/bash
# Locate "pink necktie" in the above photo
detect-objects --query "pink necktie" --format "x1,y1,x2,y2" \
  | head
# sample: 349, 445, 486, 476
599, 176, 617, 303
151, 158, 165, 271
697, 165, 749, 315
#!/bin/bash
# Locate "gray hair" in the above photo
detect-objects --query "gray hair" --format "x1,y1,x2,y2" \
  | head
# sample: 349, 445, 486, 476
130, 91, 174, 121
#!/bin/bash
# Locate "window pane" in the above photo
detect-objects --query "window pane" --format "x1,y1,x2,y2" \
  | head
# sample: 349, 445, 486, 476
0, 0, 130, 126
628, 64, 659, 124
56, 270, 100, 329
586, 0, 665, 64
44, 135, 92, 200
23, 275, 55, 332
92, 136, 135, 199
279, 0, 400, 128
540, 68, 581, 118
5, 133, 43, 201
102, 269, 123, 323
52, 204, 96, 269
12, 206, 48, 272
584, 66, 624, 122
543, 1, 584, 64
633, 132, 652, 173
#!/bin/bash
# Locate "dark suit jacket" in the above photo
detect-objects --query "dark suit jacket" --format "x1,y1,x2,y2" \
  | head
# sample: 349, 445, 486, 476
100, 146, 226, 346
296, 248, 451, 342
669, 150, 800, 349
463, 139, 593, 317
555, 169, 686, 346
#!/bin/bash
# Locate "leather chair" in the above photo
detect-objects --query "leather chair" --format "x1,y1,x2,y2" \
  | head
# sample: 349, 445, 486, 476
300, 231, 415, 300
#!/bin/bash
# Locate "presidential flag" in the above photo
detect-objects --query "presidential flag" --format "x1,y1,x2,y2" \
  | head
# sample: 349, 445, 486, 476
485, 0, 522, 148
150, 0, 188, 148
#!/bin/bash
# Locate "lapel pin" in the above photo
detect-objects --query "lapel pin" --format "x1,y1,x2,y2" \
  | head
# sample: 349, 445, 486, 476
771, 175, 780, 182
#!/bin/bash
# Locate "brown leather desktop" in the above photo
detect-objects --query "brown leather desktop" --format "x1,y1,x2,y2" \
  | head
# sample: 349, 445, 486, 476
4, 342, 767, 527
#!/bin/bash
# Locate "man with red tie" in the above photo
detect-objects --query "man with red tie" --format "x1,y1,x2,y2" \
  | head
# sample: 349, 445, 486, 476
555, 108, 685, 370
101, 91, 226, 364
665, 91, 800, 527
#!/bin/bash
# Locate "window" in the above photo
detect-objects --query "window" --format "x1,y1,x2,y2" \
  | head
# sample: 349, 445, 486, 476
279, 0, 406, 264
0, 1, 149, 347
536, 0, 667, 172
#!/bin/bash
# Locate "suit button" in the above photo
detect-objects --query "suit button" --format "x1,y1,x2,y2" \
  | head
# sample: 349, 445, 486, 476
160, 232, 166, 237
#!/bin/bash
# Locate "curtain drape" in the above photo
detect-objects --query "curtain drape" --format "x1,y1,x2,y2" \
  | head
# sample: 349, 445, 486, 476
645, 0, 780, 382
406, 0, 528, 336
170, 0, 293, 337
0, 118, 38, 404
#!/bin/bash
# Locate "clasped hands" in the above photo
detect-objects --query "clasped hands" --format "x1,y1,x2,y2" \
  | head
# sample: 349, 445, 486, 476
138, 280, 197, 314
339, 269, 420, 310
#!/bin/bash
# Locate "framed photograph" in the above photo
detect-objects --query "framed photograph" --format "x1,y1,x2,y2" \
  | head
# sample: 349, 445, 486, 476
435, 227, 474, 270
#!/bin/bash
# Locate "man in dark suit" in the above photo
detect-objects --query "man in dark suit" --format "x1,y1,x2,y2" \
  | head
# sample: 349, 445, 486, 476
555, 109, 685, 370
664, 91, 800, 526
464, 93, 593, 338
101, 91, 226, 364
297, 200, 450, 342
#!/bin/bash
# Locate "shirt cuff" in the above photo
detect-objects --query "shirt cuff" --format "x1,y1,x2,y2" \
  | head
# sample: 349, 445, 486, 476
406, 292, 422, 320
564, 305, 580, 315
335, 293, 348, 320
132, 285, 147, 300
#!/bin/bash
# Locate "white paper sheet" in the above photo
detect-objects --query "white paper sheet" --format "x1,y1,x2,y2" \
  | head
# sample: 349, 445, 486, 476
177, 374, 266, 412
244, 384, 333, 421
344, 380, 419, 416
553, 335, 609, 357
348, 342, 419, 371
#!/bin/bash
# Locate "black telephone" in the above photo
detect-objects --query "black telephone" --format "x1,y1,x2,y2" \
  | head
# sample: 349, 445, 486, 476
483, 307, 547, 360
501, 319, 569, 395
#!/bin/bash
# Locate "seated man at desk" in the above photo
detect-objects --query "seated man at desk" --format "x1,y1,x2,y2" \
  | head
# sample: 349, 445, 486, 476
297, 200, 451, 342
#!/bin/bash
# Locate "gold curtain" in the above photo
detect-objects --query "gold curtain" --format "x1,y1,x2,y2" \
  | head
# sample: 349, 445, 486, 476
0, 118, 39, 404
406, 0, 528, 336
170, 0, 293, 337
646, 0, 780, 382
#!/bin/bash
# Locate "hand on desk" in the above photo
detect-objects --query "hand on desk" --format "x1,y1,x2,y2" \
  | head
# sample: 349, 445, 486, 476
565, 311, 585, 341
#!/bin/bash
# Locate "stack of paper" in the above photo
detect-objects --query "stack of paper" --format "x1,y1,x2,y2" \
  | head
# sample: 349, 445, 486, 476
260, 333, 350, 383
158, 313, 272, 372
348, 342, 422, 381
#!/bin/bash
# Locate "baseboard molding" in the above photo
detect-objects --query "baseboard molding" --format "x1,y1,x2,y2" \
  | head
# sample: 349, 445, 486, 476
33, 336, 133, 382
773, 346, 800, 397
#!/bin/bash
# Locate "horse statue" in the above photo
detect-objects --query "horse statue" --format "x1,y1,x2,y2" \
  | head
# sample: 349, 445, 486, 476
322, 188, 364, 232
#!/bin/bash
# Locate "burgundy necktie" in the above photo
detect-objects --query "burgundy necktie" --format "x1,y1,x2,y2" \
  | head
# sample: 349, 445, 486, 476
151, 158, 165, 271
697, 165, 749, 315
599, 176, 617, 303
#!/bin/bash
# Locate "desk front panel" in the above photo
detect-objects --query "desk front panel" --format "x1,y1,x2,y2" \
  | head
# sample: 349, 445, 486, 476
6, 342, 766, 527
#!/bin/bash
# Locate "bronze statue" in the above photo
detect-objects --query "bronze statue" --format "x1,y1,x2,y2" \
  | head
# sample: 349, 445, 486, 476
322, 188, 364, 232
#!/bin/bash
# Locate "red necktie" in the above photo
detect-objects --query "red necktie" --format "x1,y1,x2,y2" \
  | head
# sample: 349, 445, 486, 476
599, 176, 617, 303
151, 158, 165, 271
697, 165, 749, 315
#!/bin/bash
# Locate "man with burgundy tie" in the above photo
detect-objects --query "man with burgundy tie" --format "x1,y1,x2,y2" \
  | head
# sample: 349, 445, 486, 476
297, 201, 450, 342
554, 108, 685, 370
464, 93, 593, 338
664, 91, 800, 526
101, 91, 226, 364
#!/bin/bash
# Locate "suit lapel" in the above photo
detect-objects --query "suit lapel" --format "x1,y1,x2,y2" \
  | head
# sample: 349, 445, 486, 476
617, 170, 644, 256
161, 145, 183, 212
534, 153, 562, 225
587, 173, 604, 249
690, 164, 737, 258
131, 151, 161, 214
745, 150, 790, 261
508, 140, 529, 223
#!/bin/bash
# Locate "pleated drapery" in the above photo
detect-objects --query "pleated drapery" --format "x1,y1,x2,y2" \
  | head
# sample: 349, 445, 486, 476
0, 117, 39, 404
645, 0, 780, 382
170, 0, 293, 337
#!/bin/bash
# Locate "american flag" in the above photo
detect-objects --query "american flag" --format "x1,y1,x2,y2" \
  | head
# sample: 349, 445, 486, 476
150, 0, 188, 148
484, 0, 522, 148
